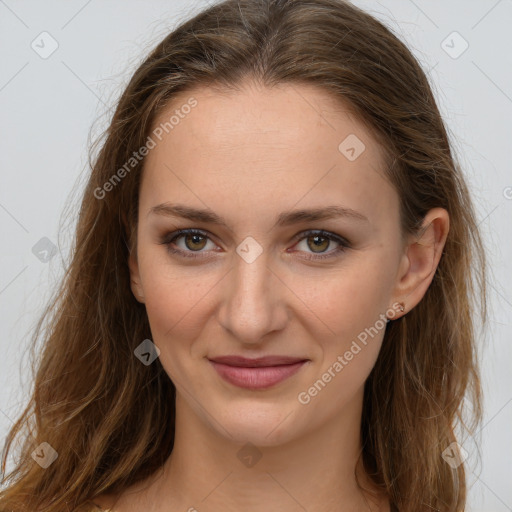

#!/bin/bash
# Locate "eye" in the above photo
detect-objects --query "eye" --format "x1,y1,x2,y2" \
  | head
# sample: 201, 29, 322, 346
160, 229, 218, 259
289, 230, 350, 261
159, 228, 350, 261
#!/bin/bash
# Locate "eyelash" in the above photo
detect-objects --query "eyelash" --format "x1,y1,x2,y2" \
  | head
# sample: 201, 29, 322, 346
159, 228, 351, 261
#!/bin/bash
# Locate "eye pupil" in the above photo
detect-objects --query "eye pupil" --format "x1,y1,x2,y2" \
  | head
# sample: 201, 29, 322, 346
308, 235, 329, 253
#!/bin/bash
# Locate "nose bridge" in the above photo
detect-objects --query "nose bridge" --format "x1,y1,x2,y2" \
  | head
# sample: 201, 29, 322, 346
218, 245, 286, 343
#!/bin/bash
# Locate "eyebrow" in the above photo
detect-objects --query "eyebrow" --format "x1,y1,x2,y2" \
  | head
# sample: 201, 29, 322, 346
148, 202, 369, 227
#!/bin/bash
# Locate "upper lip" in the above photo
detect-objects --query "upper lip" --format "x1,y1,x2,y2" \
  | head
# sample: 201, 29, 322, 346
208, 355, 309, 367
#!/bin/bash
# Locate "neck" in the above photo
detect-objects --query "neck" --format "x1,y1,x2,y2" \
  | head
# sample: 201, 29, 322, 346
141, 386, 388, 512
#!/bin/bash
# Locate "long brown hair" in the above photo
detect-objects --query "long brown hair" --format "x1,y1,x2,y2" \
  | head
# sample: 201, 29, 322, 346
0, 0, 488, 510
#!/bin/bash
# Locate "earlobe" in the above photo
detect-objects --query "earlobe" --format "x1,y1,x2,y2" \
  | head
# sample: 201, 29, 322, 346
390, 207, 450, 316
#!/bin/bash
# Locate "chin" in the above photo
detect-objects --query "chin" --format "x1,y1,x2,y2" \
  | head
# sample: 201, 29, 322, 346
212, 398, 304, 448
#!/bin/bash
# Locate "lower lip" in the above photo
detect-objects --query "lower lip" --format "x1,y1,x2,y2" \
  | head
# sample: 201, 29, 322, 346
209, 360, 308, 390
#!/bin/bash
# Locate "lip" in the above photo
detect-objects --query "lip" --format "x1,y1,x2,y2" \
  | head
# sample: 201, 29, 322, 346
208, 355, 309, 390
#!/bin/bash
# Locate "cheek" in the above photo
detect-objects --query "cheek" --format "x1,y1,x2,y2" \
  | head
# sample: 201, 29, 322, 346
140, 267, 216, 385
295, 257, 393, 382
137, 246, 200, 332
297, 257, 392, 332
296, 270, 389, 414
142, 269, 217, 340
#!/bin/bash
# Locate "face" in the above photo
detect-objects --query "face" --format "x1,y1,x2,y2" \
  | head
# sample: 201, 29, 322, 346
129, 80, 408, 447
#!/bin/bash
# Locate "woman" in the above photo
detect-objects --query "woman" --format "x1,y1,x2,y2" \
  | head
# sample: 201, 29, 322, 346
0, 0, 488, 511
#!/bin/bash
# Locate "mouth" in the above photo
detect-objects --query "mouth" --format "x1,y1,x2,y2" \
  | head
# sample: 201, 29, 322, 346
207, 355, 309, 390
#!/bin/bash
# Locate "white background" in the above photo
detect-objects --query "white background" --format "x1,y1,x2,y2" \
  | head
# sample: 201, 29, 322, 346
0, 1, 511, 510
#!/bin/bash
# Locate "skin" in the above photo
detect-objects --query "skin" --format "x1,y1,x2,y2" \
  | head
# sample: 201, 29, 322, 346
95, 79, 449, 512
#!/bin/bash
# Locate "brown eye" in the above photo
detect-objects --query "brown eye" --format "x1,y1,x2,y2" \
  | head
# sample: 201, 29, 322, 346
184, 233, 207, 251
292, 230, 350, 261
306, 234, 330, 253
161, 228, 217, 259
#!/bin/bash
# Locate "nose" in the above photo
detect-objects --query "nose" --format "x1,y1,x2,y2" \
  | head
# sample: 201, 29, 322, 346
216, 249, 289, 345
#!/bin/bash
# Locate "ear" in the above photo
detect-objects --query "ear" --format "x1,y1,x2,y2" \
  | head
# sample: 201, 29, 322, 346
122, 211, 145, 304
390, 207, 449, 317
128, 251, 145, 304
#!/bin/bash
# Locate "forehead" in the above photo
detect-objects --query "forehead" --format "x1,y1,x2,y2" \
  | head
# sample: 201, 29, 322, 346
152, 81, 384, 160
140, 81, 398, 230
